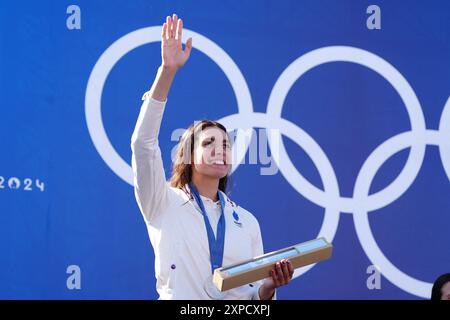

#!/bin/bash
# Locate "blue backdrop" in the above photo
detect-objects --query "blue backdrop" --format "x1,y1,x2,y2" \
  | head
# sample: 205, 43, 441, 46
1, 0, 449, 299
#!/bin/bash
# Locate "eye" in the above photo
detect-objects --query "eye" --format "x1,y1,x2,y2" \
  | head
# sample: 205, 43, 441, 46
202, 139, 213, 146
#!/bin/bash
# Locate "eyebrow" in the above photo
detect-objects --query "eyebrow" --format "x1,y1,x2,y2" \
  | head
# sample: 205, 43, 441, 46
202, 137, 229, 143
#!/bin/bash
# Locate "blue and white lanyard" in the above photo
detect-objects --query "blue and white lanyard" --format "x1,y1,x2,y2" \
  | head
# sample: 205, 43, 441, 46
189, 182, 226, 274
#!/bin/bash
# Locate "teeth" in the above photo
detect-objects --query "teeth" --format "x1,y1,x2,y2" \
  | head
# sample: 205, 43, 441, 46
213, 160, 225, 165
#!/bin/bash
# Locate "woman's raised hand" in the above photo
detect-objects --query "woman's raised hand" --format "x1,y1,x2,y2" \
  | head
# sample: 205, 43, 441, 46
161, 14, 192, 70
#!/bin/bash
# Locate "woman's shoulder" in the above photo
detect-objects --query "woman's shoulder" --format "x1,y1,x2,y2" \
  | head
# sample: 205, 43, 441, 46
167, 184, 192, 204
223, 194, 260, 228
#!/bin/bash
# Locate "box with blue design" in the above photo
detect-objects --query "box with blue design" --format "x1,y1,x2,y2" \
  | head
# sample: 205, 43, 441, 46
213, 237, 333, 292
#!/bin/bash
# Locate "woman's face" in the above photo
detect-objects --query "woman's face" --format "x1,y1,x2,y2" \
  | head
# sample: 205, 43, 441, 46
441, 281, 450, 300
192, 126, 232, 179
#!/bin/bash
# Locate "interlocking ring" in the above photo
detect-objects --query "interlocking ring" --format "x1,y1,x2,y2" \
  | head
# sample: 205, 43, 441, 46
86, 27, 450, 298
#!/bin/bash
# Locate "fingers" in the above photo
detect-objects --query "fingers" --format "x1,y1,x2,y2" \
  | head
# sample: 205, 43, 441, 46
166, 16, 171, 40
287, 260, 294, 279
175, 18, 182, 40
164, 14, 177, 39
172, 14, 178, 39
161, 22, 167, 40
165, 14, 185, 42
275, 262, 285, 285
271, 260, 293, 288
271, 269, 280, 287
281, 260, 290, 283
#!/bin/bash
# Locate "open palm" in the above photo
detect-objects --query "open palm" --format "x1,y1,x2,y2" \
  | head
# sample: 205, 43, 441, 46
161, 14, 192, 70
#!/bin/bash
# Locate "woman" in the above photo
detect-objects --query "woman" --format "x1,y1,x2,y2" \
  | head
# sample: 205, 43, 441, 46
431, 273, 450, 300
131, 14, 293, 300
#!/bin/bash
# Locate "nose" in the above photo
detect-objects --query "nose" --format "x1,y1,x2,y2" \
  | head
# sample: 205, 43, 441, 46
212, 149, 221, 157
213, 143, 223, 156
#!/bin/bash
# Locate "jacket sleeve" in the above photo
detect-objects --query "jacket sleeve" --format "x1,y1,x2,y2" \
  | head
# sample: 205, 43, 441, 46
130, 92, 171, 225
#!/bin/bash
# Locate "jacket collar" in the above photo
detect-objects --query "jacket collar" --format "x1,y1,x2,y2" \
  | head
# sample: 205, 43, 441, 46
180, 183, 236, 216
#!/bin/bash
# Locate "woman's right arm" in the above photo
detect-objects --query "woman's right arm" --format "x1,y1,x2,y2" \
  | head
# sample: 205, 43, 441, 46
131, 14, 192, 224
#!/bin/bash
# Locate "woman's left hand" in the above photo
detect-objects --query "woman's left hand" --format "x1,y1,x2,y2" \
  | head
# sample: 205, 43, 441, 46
259, 259, 294, 300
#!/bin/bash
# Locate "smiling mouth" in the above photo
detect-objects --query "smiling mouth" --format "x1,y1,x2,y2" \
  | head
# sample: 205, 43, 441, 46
208, 159, 229, 166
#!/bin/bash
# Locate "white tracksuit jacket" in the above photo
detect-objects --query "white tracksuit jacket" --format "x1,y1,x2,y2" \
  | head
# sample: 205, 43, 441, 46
131, 93, 275, 300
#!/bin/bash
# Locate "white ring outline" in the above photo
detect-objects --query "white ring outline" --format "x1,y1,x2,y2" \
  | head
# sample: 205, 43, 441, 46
218, 113, 340, 278
438, 97, 450, 181
266, 46, 427, 214
84, 29, 450, 298
85, 27, 253, 185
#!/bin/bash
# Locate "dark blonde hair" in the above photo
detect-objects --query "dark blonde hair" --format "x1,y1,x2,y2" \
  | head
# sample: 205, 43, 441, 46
170, 120, 231, 195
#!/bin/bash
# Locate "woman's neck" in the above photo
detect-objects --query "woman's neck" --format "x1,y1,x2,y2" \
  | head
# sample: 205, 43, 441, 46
191, 173, 219, 202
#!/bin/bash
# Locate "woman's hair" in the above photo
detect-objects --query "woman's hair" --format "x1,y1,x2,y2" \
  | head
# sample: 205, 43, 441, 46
431, 273, 450, 300
170, 120, 231, 196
